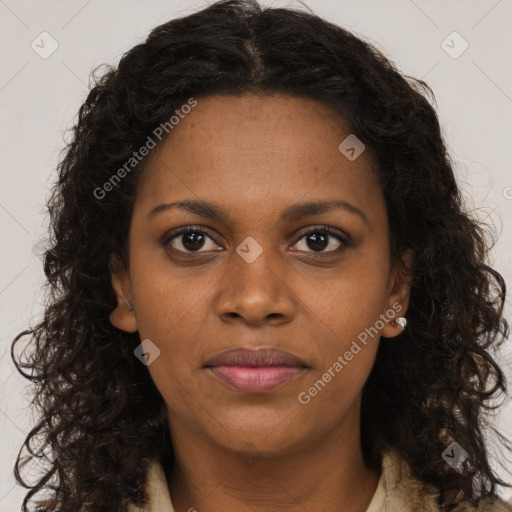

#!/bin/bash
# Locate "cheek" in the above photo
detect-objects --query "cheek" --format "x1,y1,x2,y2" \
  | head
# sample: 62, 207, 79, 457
128, 260, 208, 400
295, 253, 388, 405
297, 251, 390, 355
129, 252, 211, 341
295, 286, 383, 430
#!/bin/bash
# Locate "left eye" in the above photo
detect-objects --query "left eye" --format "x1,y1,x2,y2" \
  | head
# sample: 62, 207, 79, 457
290, 226, 350, 254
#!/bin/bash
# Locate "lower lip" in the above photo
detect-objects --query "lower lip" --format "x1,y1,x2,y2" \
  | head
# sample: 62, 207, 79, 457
206, 365, 305, 393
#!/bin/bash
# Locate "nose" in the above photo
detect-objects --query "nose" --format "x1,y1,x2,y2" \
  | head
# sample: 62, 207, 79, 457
214, 247, 296, 326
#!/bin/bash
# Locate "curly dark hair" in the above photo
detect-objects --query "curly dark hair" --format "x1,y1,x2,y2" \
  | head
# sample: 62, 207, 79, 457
11, 0, 511, 510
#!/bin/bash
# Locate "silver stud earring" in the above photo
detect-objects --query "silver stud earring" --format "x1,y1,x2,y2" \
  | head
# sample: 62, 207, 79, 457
393, 317, 407, 331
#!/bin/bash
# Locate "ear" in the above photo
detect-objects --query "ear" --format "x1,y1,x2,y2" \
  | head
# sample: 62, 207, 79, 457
380, 250, 413, 339
108, 253, 138, 333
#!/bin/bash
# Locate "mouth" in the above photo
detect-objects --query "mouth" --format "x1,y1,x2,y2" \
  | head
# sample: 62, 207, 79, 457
203, 347, 308, 393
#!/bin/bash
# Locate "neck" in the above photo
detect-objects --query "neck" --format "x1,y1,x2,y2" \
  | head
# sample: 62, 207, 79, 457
167, 398, 381, 512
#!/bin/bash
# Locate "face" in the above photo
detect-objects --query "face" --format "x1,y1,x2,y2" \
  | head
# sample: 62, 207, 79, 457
109, 93, 410, 457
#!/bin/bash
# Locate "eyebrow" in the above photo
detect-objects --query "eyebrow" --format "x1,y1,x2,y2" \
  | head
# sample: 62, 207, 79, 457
148, 199, 369, 227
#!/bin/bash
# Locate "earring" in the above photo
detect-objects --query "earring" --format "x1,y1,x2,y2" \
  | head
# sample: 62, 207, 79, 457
122, 296, 134, 312
393, 317, 407, 331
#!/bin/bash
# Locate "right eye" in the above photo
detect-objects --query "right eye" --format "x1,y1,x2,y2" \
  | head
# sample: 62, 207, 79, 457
163, 226, 223, 254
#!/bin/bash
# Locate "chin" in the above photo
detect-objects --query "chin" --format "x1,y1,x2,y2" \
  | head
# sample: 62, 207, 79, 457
204, 413, 311, 455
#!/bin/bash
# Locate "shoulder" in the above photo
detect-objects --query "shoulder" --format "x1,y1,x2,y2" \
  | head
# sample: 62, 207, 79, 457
377, 448, 512, 512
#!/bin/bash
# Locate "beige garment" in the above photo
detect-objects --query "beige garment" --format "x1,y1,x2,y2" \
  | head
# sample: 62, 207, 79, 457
127, 449, 512, 512
127, 460, 175, 511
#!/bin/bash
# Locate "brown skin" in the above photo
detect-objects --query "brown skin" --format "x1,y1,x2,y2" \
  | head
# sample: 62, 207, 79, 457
109, 93, 411, 512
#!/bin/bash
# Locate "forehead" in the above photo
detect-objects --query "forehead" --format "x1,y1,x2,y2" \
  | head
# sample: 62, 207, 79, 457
135, 93, 384, 225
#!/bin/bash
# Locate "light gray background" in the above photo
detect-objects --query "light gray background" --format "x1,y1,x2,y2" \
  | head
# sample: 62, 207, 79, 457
1, 0, 511, 509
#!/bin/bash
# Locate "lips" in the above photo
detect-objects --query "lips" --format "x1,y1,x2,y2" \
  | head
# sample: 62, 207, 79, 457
203, 347, 308, 393
203, 347, 307, 369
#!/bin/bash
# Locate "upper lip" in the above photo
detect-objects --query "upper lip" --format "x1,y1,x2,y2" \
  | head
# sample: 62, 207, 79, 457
203, 347, 307, 368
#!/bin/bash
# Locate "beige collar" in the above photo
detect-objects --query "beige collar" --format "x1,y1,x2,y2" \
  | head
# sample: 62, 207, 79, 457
127, 449, 512, 512
127, 460, 175, 511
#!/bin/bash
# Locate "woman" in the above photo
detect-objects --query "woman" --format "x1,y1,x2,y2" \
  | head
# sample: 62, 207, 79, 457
11, 0, 512, 510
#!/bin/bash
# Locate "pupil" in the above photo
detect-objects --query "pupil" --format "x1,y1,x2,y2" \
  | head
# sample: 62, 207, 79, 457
308, 232, 328, 251
183, 232, 204, 251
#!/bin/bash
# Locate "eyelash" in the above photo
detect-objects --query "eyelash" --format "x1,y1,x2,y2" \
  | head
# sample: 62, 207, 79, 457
163, 224, 351, 256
